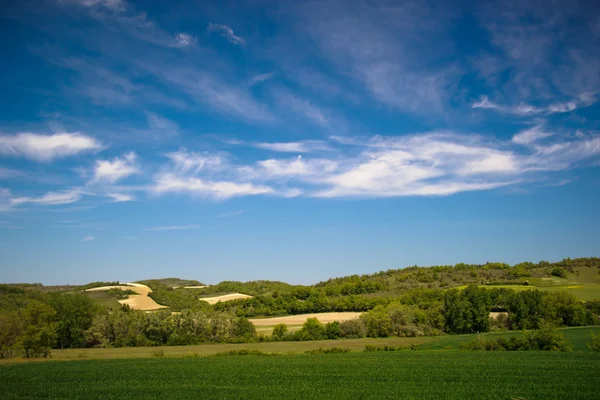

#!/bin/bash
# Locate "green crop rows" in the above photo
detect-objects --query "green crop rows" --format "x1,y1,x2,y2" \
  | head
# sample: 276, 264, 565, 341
2, 352, 599, 399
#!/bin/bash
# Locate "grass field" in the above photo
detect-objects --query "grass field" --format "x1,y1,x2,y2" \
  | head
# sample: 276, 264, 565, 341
452, 266, 600, 301
4, 326, 595, 361
419, 325, 600, 351
1, 352, 599, 399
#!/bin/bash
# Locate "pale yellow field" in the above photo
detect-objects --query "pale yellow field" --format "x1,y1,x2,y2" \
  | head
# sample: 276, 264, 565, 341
199, 293, 253, 304
249, 312, 362, 326
86, 283, 167, 311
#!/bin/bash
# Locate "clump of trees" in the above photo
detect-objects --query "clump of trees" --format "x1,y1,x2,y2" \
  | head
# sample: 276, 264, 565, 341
460, 323, 572, 352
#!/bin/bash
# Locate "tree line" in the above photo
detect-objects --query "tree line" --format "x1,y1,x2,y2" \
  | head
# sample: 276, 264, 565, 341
2, 282, 599, 358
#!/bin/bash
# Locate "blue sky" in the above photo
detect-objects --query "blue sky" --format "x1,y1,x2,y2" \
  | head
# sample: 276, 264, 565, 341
1, 0, 599, 285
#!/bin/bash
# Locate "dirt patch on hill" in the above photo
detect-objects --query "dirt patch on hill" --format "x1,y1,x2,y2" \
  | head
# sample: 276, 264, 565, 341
199, 293, 253, 304
86, 283, 166, 311
249, 312, 362, 326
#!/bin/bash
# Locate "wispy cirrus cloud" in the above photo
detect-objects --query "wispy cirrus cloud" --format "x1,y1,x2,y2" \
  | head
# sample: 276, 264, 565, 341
81, 235, 95, 242
207, 23, 245, 46
106, 192, 134, 202
248, 72, 275, 86
142, 224, 201, 231
164, 149, 224, 174
252, 140, 332, 153
472, 94, 596, 116
0, 132, 102, 162
11, 189, 83, 206
218, 210, 244, 218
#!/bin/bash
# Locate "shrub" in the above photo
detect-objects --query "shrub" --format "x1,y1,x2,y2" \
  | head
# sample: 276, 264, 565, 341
298, 318, 326, 341
521, 323, 572, 351
272, 324, 288, 340
215, 349, 280, 356
325, 321, 341, 339
152, 348, 164, 357
587, 331, 600, 352
551, 267, 567, 278
460, 324, 572, 352
305, 347, 350, 354
339, 320, 366, 338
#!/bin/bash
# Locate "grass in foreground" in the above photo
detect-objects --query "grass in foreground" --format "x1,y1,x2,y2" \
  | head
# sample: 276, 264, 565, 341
1, 352, 599, 399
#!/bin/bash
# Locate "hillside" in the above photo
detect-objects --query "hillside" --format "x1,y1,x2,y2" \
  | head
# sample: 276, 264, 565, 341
2, 257, 599, 314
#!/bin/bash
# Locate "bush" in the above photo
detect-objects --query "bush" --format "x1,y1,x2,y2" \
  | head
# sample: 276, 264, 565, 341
460, 324, 572, 352
364, 345, 408, 352
272, 324, 288, 340
551, 267, 567, 278
297, 318, 326, 341
304, 347, 350, 354
152, 348, 164, 357
587, 331, 600, 352
339, 320, 366, 338
521, 323, 572, 351
325, 321, 341, 339
215, 349, 279, 356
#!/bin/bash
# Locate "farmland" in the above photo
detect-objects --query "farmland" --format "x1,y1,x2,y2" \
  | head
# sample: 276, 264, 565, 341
1, 351, 599, 399
4, 326, 596, 361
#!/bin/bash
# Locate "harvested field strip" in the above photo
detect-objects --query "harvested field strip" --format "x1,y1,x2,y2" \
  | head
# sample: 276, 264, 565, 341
199, 293, 253, 304
86, 283, 167, 311
2, 352, 599, 399
250, 312, 361, 326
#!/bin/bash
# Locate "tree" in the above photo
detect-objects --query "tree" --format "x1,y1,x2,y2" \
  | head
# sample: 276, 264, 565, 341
588, 331, 600, 352
232, 317, 257, 340
339, 320, 366, 338
18, 301, 57, 358
47, 293, 98, 349
299, 318, 326, 340
272, 324, 288, 340
325, 321, 341, 339
443, 286, 491, 334
360, 306, 393, 337
0, 311, 23, 358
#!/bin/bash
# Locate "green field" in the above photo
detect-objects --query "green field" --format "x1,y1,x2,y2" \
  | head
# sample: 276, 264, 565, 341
1, 352, 599, 399
419, 326, 600, 351
3, 326, 595, 361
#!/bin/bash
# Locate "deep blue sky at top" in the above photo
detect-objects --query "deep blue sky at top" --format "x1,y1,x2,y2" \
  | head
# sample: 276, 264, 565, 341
0, 0, 599, 285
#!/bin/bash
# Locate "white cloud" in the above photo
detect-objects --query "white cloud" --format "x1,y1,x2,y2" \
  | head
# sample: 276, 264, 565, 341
11, 190, 83, 206
165, 149, 223, 174
145, 112, 179, 137
246, 156, 338, 179
92, 152, 140, 183
272, 89, 329, 126
152, 173, 274, 199
142, 224, 201, 231
107, 193, 134, 202
249, 72, 275, 86
0, 132, 102, 162
67, 0, 125, 11
0, 168, 24, 180
173, 33, 196, 47
218, 210, 245, 218
81, 235, 95, 242
512, 126, 553, 145
207, 23, 245, 46
472, 94, 596, 116
252, 141, 332, 153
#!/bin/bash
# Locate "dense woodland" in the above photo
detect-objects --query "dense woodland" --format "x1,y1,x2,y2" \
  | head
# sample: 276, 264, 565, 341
1, 258, 599, 358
